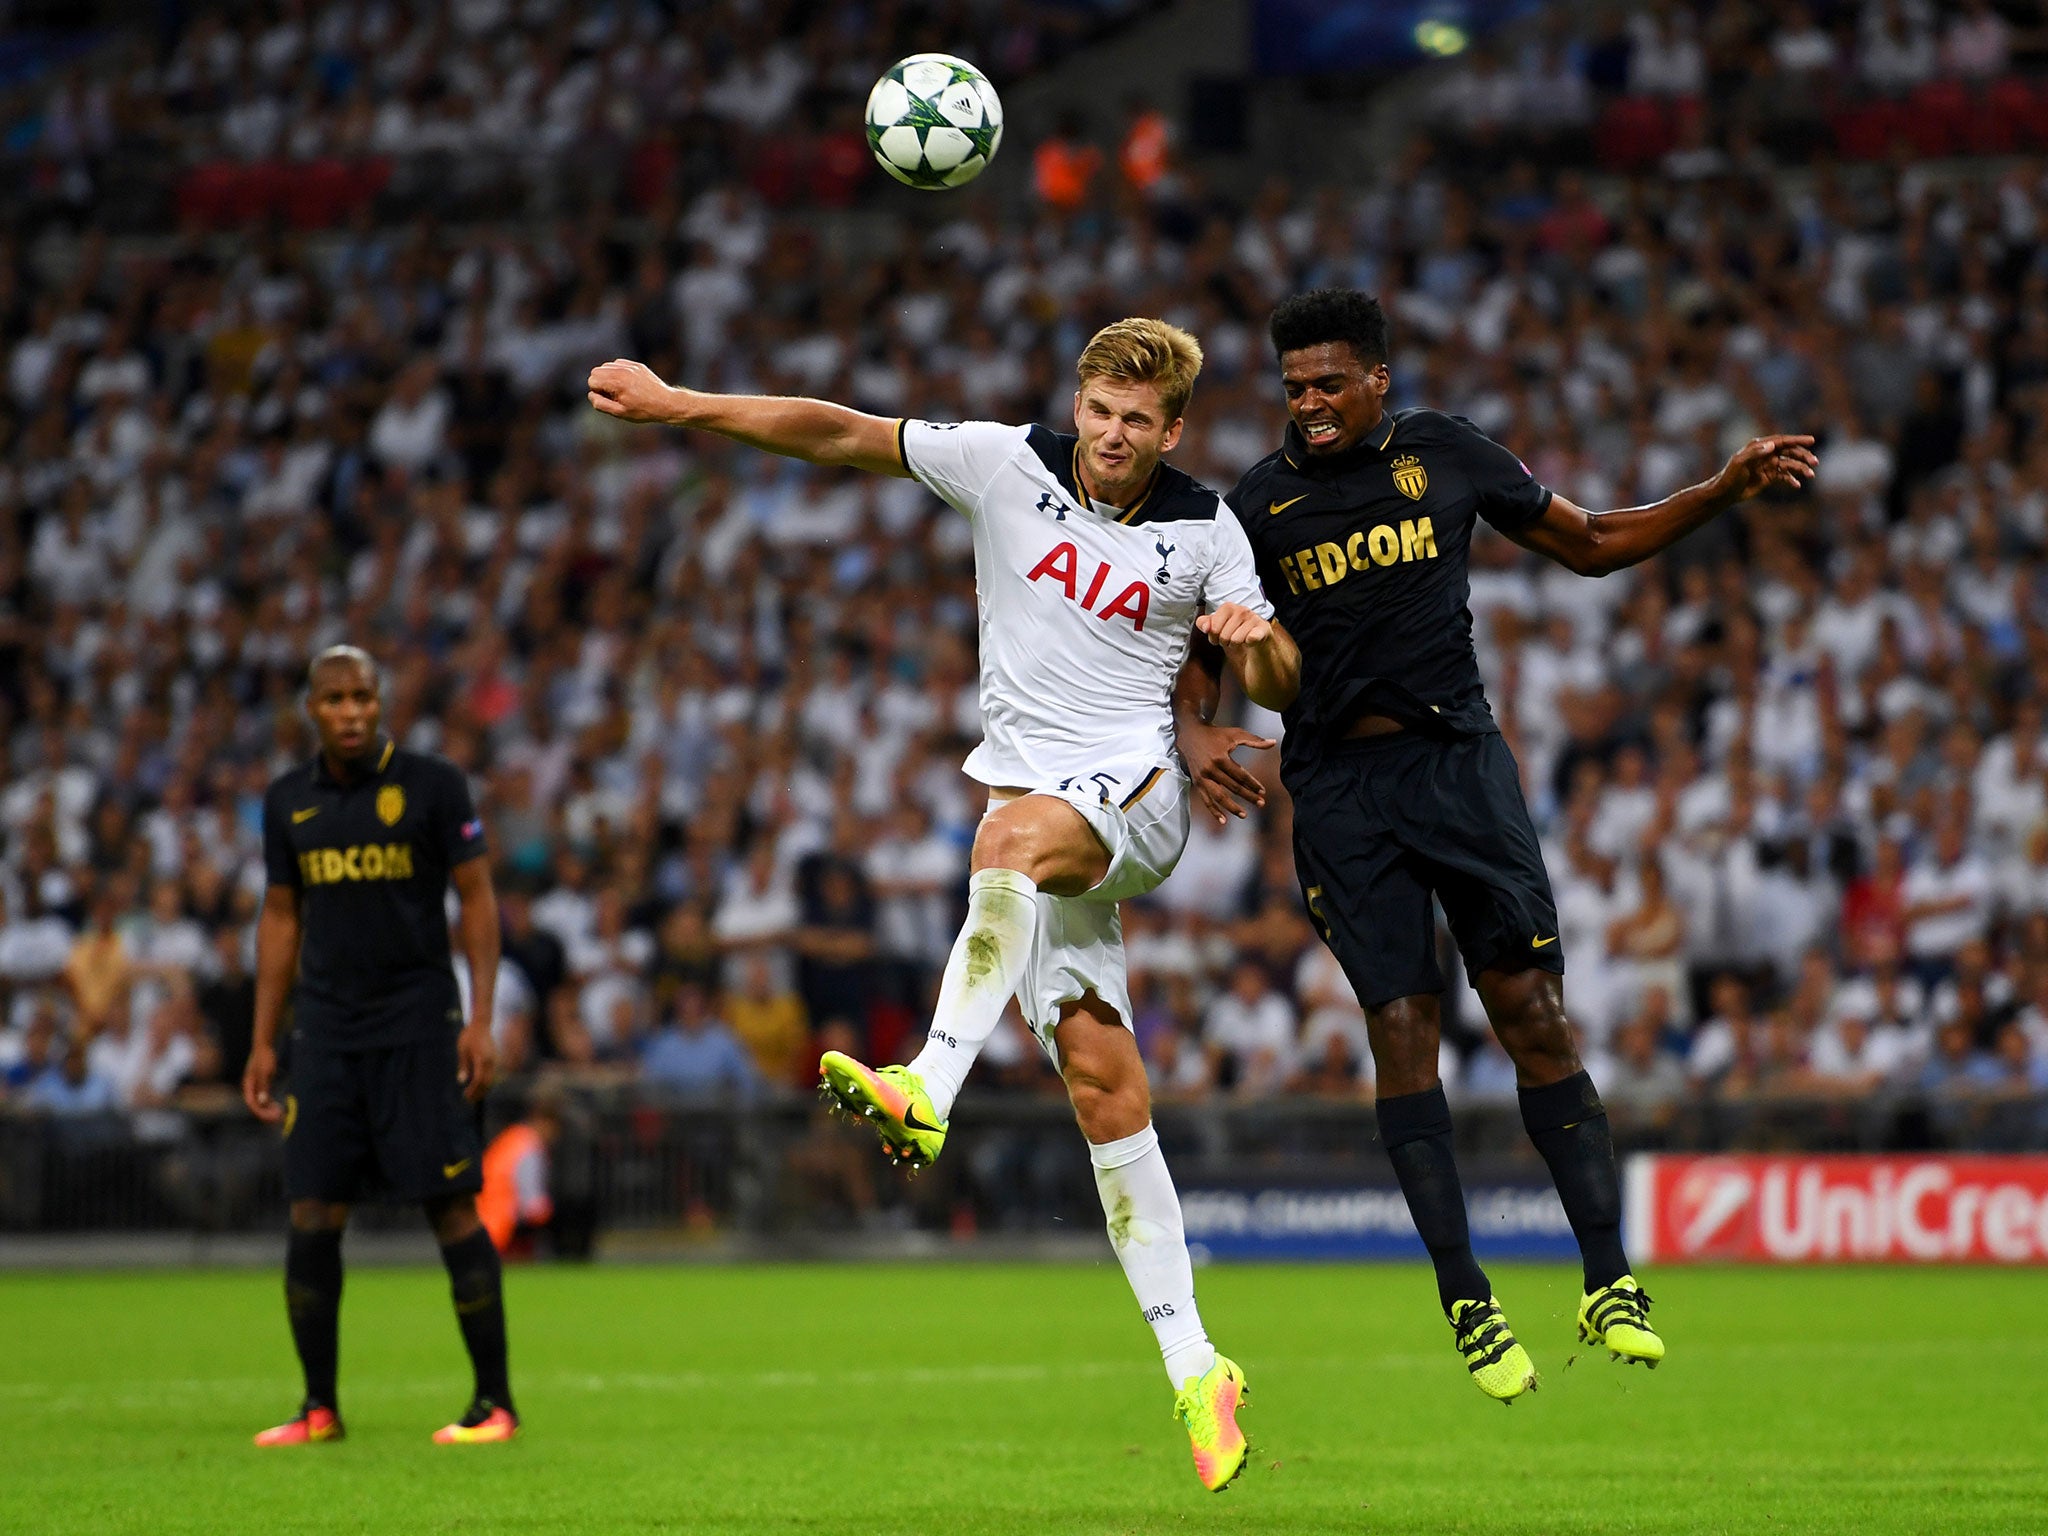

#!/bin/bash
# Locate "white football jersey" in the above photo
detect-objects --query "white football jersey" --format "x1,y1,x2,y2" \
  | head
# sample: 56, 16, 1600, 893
900, 418, 1273, 789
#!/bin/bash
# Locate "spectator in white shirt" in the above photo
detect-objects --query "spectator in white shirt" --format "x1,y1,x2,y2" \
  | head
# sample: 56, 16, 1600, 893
864, 800, 963, 986
0, 887, 74, 988
1293, 941, 1370, 1081
1601, 991, 1689, 1127
1943, 0, 2010, 78
1770, 3, 1840, 77
1628, 4, 1705, 96
1809, 1003, 1914, 1091
126, 879, 213, 979
713, 841, 801, 993
1901, 817, 1992, 979
455, 945, 537, 1075
1688, 972, 1759, 1085
1144, 1006, 1214, 1101
367, 357, 451, 476
1154, 811, 1257, 921
1202, 960, 1296, 1098
1860, 0, 1938, 94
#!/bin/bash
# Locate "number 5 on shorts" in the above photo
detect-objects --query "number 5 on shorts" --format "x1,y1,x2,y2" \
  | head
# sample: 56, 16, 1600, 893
1304, 884, 1331, 942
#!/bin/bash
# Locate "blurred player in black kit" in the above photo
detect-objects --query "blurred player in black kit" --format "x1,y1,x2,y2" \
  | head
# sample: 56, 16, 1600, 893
1177, 290, 1815, 1400
243, 645, 519, 1445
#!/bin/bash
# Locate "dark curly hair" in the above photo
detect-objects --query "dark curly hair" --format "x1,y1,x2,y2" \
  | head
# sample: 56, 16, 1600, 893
1268, 289, 1390, 367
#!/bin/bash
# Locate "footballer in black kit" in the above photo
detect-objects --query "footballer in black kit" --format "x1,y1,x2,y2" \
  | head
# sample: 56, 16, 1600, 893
242, 645, 520, 1447
1177, 290, 1817, 1399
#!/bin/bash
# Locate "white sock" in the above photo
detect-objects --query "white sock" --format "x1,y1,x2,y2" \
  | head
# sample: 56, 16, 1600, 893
906, 867, 1038, 1121
1089, 1124, 1216, 1388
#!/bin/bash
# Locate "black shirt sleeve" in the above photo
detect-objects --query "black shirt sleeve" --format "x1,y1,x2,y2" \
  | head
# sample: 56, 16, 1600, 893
1449, 414, 1553, 533
434, 762, 489, 867
262, 780, 302, 890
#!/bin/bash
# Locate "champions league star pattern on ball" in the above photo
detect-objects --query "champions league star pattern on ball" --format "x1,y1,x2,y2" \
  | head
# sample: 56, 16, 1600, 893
865, 53, 1004, 190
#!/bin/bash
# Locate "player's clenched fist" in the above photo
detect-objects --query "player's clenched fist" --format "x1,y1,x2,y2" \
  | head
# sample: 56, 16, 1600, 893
588, 359, 681, 423
1196, 602, 1272, 649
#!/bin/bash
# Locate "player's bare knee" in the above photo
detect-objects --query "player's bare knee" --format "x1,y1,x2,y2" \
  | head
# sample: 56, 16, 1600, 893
1481, 971, 1581, 1083
1067, 1073, 1150, 1143
1497, 1020, 1580, 1084
289, 1199, 348, 1233
973, 800, 1103, 893
971, 813, 1051, 880
425, 1193, 481, 1245
1062, 1042, 1150, 1142
1366, 996, 1442, 1095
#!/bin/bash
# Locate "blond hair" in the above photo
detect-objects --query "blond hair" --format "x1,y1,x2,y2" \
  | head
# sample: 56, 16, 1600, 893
1076, 317, 1204, 421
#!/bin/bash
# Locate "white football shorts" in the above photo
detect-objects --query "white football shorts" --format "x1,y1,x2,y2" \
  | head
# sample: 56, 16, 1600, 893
986, 759, 1191, 1054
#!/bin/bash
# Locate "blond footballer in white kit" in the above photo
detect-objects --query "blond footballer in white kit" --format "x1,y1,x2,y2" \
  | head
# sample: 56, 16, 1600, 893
588, 321, 1298, 1493
899, 410, 1269, 1037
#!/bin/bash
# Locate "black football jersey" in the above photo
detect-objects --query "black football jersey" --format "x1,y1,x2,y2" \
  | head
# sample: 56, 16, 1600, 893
262, 740, 488, 1047
1227, 409, 1552, 776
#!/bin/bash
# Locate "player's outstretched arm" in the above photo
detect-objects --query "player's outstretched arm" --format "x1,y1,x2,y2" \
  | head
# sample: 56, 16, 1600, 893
242, 885, 302, 1123
587, 358, 912, 478
1512, 434, 1818, 578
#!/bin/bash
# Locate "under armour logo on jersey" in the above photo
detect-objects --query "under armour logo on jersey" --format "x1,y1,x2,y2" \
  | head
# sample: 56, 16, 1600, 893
1035, 491, 1070, 521
1154, 536, 1176, 583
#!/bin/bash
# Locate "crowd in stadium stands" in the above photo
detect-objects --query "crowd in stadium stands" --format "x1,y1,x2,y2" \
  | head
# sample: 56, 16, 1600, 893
8, 0, 1158, 234
1428, 0, 2047, 168
0, 0, 2045, 1168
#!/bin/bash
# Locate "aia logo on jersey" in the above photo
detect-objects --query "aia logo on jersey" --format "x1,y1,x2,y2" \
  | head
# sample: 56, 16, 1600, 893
1026, 541, 1151, 631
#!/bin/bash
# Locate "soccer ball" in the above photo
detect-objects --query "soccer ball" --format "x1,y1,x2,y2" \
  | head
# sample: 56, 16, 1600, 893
865, 54, 1004, 190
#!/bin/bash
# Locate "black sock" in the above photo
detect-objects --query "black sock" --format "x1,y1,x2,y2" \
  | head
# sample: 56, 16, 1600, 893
285, 1227, 343, 1410
1376, 1085, 1490, 1312
440, 1228, 513, 1411
1519, 1070, 1630, 1291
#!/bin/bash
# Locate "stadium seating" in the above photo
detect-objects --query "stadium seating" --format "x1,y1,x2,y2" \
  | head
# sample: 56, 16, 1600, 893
0, 0, 2045, 1236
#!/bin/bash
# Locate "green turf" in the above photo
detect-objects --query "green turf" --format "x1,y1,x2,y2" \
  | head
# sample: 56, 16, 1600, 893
2, 1260, 2043, 1534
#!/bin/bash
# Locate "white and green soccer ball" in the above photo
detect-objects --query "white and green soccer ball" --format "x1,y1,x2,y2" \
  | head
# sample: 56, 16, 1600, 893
865, 53, 1004, 190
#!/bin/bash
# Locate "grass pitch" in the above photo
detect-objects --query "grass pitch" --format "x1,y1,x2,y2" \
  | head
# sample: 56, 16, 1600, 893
2, 1260, 2043, 1534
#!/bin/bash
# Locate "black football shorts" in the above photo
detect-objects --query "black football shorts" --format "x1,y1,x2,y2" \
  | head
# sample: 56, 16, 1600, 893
282, 1030, 484, 1204
1288, 730, 1563, 1010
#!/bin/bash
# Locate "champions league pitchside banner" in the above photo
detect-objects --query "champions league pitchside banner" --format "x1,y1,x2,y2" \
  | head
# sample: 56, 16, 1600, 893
1179, 1178, 1577, 1262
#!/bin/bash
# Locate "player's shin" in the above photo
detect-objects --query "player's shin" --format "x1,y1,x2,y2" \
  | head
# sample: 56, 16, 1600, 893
440, 1228, 513, 1411
1376, 1085, 1491, 1310
1517, 1070, 1630, 1290
284, 1226, 343, 1409
905, 868, 1038, 1119
1088, 1124, 1215, 1387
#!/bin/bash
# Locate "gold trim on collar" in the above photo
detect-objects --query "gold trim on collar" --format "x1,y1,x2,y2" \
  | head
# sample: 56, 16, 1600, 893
1073, 442, 1161, 524
1378, 415, 1397, 452
1116, 463, 1163, 524
376, 740, 395, 772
